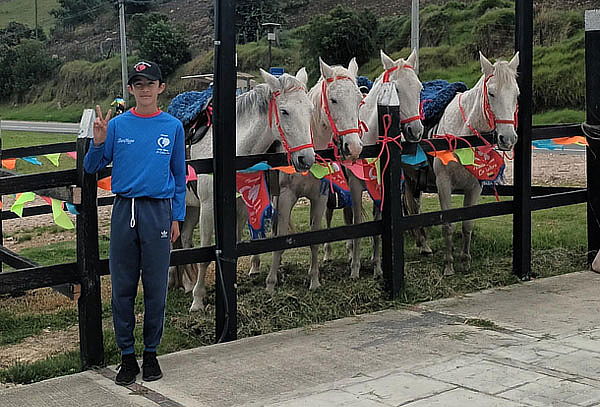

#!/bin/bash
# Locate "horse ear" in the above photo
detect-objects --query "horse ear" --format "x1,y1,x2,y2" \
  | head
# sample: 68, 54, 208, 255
295, 67, 308, 87
508, 51, 520, 71
479, 51, 494, 76
347, 57, 359, 78
380, 50, 395, 71
260, 68, 281, 92
319, 57, 335, 80
405, 48, 418, 68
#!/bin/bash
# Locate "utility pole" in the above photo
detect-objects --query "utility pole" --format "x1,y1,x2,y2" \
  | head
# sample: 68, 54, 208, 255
411, 0, 419, 73
118, 0, 128, 103
261, 22, 280, 70
34, 0, 38, 40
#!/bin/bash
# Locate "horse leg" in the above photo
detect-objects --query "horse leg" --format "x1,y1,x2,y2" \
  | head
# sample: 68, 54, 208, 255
343, 206, 354, 256
322, 207, 334, 262
179, 205, 200, 293
308, 194, 327, 290
267, 189, 297, 292
404, 175, 433, 256
372, 205, 383, 277
435, 170, 455, 276
190, 191, 213, 312
458, 183, 482, 272
236, 198, 262, 275
348, 174, 364, 279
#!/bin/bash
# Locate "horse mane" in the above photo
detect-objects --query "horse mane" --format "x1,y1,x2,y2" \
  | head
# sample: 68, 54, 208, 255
236, 73, 307, 119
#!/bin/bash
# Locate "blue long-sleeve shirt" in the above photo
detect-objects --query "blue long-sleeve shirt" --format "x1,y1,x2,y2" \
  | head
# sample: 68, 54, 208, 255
84, 109, 187, 221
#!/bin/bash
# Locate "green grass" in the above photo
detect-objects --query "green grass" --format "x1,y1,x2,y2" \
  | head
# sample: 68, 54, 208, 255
0, 193, 587, 384
533, 109, 586, 125
0, 0, 58, 33
2, 130, 75, 149
0, 102, 84, 122
0, 309, 78, 347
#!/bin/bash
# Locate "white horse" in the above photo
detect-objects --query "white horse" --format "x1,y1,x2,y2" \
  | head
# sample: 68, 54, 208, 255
323, 49, 424, 278
183, 68, 317, 312
409, 51, 520, 276
252, 58, 364, 292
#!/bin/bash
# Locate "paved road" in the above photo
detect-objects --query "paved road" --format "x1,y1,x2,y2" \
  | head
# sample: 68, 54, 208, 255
2, 271, 599, 406
0, 120, 79, 134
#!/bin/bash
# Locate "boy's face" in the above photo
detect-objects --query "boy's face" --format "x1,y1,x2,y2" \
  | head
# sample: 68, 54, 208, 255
127, 77, 166, 108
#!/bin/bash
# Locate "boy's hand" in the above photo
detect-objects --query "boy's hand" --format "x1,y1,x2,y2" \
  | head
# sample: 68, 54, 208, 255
93, 105, 112, 146
171, 220, 180, 243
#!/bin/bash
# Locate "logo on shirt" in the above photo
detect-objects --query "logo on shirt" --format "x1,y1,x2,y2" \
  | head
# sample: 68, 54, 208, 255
156, 134, 171, 155
157, 135, 170, 148
161, 230, 168, 239
117, 138, 135, 144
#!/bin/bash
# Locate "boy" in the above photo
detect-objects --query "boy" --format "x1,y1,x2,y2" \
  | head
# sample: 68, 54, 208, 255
84, 60, 186, 386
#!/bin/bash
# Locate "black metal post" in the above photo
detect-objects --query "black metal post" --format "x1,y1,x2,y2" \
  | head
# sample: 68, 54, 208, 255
585, 10, 600, 263
75, 127, 104, 368
0, 135, 3, 273
213, 0, 238, 342
380, 104, 404, 299
513, 0, 533, 280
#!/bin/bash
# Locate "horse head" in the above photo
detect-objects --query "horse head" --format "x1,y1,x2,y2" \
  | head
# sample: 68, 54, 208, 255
380, 49, 424, 143
316, 57, 364, 160
479, 51, 520, 151
260, 68, 316, 172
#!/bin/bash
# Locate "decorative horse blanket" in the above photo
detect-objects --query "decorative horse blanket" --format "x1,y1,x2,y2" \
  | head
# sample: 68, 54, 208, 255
167, 88, 214, 145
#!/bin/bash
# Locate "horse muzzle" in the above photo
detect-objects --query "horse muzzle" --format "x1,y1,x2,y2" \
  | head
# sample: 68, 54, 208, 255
402, 121, 424, 143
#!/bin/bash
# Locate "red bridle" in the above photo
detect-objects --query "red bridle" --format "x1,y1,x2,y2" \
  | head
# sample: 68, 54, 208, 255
320, 76, 367, 159
382, 64, 423, 125
458, 74, 519, 144
268, 87, 314, 164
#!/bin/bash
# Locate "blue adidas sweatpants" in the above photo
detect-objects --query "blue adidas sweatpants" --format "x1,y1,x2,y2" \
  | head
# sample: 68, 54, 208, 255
110, 195, 172, 356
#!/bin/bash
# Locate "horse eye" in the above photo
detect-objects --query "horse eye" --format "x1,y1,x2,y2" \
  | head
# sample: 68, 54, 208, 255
281, 109, 289, 116
489, 92, 495, 98
331, 98, 338, 104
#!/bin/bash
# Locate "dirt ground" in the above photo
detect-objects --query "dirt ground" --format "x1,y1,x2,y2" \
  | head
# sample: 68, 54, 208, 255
0, 150, 586, 371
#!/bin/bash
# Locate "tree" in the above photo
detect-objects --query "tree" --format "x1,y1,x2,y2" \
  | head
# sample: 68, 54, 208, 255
0, 40, 59, 99
51, 0, 110, 28
128, 14, 191, 76
0, 22, 46, 47
301, 5, 378, 72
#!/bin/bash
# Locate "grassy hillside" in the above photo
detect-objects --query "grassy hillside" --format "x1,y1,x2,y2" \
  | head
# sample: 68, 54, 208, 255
0, 0, 58, 33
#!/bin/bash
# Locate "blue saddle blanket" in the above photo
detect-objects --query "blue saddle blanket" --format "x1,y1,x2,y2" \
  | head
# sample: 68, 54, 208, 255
420, 80, 467, 129
167, 88, 213, 126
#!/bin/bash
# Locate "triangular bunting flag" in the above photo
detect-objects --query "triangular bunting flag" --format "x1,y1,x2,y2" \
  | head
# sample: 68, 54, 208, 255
10, 192, 36, 217
44, 153, 61, 167
51, 199, 74, 229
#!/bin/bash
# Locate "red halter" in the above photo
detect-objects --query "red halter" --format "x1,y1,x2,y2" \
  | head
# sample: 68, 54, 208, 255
320, 76, 365, 159
481, 74, 519, 129
458, 74, 519, 145
268, 88, 314, 165
381, 64, 423, 124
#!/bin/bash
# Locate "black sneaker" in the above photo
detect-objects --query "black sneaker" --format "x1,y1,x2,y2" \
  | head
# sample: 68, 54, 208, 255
142, 351, 163, 382
115, 353, 140, 386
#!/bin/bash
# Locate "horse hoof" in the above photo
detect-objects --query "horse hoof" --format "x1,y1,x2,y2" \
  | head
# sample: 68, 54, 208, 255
443, 266, 455, 276
350, 271, 360, 279
266, 283, 276, 293
309, 281, 321, 290
248, 267, 260, 276
189, 301, 205, 313
420, 247, 433, 256
373, 265, 383, 278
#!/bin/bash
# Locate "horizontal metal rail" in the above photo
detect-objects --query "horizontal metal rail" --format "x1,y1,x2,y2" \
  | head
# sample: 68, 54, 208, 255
2, 142, 77, 159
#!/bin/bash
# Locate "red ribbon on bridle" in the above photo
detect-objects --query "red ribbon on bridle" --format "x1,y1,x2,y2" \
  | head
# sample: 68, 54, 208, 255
320, 76, 365, 160
268, 88, 314, 165
382, 64, 423, 125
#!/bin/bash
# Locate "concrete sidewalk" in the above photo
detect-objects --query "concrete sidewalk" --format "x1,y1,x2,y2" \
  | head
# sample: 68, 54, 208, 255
2, 271, 599, 406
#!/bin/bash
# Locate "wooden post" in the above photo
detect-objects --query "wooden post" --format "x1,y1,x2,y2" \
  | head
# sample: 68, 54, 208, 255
586, 10, 600, 263
0, 134, 3, 274
76, 109, 104, 368
213, 0, 238, 342
513, 0, 533, 280
379, 84, 404, 299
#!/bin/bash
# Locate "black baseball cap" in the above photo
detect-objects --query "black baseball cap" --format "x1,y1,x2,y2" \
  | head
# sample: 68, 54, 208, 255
127, 61, 163, 85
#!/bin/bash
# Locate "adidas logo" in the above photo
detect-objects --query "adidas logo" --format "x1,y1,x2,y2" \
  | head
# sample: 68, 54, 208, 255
160, 230, 168, 239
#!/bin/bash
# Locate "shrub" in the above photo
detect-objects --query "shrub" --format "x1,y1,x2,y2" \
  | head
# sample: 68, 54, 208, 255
377, 15, 410, 53
51, 0, 111, 28
534, 8, 583, 46
128, 14, 191, 76
301, 5, 378, 78
471, 8, 514, 57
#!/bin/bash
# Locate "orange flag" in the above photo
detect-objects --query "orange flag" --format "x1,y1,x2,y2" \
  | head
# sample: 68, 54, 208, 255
98, 177, 112, 191
2, 159, 16, 170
